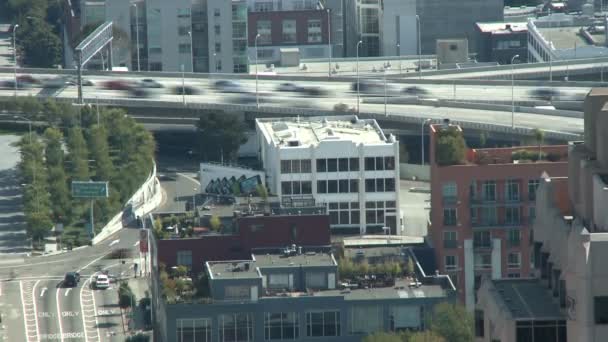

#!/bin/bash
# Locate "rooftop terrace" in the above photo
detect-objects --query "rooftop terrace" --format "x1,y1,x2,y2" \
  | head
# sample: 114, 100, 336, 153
207, 260, 261, 280
257, 116, 389, 148
253, 250, 336, 268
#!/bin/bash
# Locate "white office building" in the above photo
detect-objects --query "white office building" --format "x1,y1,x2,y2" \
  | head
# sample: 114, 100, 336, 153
256, 116, 401, 235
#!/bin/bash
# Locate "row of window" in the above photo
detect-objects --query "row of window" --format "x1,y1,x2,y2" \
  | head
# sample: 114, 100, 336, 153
328, 202, 359, 225
444, 230, 522, 248
176, 305, 422, 341
442, 206, 535, 226
443, 179, 541, 202
364, 178, 396, 193
317, 158, 360, 172
256, 19, 323, 44
280, 157, 395, 174
281, 181, 312, 195
317, 179, 358, 194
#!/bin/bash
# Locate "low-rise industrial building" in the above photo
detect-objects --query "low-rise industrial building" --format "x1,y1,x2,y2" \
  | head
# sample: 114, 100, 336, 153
475, 22, 528, 64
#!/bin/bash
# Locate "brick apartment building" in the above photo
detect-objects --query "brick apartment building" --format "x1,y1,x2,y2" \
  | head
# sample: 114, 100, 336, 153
428, 121, 569, 309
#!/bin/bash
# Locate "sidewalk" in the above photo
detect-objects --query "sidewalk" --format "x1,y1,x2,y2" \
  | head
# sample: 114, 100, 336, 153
123, 277, 153, 340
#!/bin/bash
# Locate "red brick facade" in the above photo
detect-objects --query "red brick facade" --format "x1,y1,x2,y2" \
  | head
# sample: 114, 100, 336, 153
248, 10, 329, 46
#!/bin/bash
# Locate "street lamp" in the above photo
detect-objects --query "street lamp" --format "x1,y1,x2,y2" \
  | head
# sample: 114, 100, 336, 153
511, 54, 520, 129
327, 8, 332, 77
421, 118, 431, 165
13, 24, 19, 96
255, 33, 261, 109
188, 31, 194, 72
415, 15, 422, 79
14, 115, 32, 143
397, 43, 401, 73
356, 40, 363, 114
131, 4, 140, 71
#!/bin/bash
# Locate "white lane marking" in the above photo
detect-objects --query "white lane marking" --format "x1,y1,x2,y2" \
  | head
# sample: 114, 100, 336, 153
108, 239, 119, 247
80, 276, 100, 342
56, 286, 65, 342
65, 288, 71, 297
19, 281, 37, 342
133, 241, 140, 247
31, 280, 41, 340
40, 287, 47, 297
177, 172, 201, 185
77, 251, 114, 274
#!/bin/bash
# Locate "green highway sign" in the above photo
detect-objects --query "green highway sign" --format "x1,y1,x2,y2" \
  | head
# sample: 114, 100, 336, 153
71, 181, 109, 198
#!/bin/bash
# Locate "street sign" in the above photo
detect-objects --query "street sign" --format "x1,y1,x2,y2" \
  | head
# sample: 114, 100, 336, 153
71, 181, 109, 198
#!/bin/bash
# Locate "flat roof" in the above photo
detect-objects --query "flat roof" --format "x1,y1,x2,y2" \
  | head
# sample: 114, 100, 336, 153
538, 27, 590, 49
314, 279, 447, 301
343, 235, 425, 248
253, 251, 336, 268
207, 261, 261, 280
476, 22, 528, 33
491, 279, 565, 320
257, 116, 388, 147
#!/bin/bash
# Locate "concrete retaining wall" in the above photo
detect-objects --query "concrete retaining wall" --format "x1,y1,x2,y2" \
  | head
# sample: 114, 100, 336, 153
400, 163, 430, 181
92, 163, 162, 245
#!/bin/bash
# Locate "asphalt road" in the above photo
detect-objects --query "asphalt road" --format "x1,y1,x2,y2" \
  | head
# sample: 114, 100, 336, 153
0, 227, 141, 342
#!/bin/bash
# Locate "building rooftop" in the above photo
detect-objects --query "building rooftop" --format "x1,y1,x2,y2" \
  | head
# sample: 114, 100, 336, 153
253, 250, 337, 268
490, 279, 565, 320
207, 260, 261, 280
538, 26, 591, 49
314, 279, 447, 301
476, 22, 528, 34
257, 116, 391, 148
342, 235, 425, 248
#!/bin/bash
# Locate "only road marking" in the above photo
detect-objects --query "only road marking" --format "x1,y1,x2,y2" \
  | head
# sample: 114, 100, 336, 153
109, 239, 119, 247
64, 288, 71, 297
40, 287, 47, 297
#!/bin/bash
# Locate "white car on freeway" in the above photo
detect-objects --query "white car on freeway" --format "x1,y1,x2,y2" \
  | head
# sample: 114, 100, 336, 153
95, 274, 110, 289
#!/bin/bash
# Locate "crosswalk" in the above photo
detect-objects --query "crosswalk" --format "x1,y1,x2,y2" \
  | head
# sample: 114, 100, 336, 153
19, 280, 39, 342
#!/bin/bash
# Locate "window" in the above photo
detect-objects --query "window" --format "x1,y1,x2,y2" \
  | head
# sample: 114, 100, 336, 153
474, 231, 491, 248
281, 160, 290, 173
300, 160, 311, 173
328, 180, 337, 193
474, 253, 492, 270
338, 180, 349, 193
302, 181, 312, 194
179, 44, 191, 54
365, 179, 375, 192
338, 158, 349, 171
350, 306, 382, 334
365, 201, 385, 225
233, 22, 246, 38
282, 20, 296, 43
176, 250, 192, 269
376, 179, 385, 192
327, 159, 337, 172
316, 159, 326, 172
219, 313, 254, 342
475, 310, 484, 338
528, 179, 540, 201
442, 182, 457, 203
365, 157, 375, 170
506, 179, 520, 201
508, 229, 521, 247
482, 180, 496, 201
508, 273, 521, 278
306, 311, 340, 337
445, 255, 457, 271
214, 24, 221, 35
178, 26, 190, 36
349, 179, 359, 193
593, 296, 608, 324
480, 206, 497, 225
257, 20, 272, 44
384, 157, 395, 170
349, 158, 360, 171
282, 181, 292, 195
375, 157, 384, 171
214, 8, 220, 17
469, 180, 477, 200
255, 2, 274, 12
177, 318, 212, 342
225, 286, 250, 300
508, 252, 521, 268
328, 202, 357, 225
385, 178, 395, 192
443, 231, 457, 248
529, 206, 536, 225
443, 208, 457, 226
215, 42, 221, 53
317, 180, 327, 194
264, 312, 299, 340
505, 207, 520, 225
268, 274, 293, 289
470, 207, 478, 223
307, 19, 322, 43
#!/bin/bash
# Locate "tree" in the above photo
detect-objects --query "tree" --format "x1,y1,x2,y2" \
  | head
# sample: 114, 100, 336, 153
435, 127, 467, 166
256, 184, 268, 199
532, 128, 544, 160
118, 282, 137, 309
428, 302, 474, 342
66, 127, 90, 181
209, 216, 221, 231
409, 331, 445, 342
406, 257, 415, 277
44, 128, 71, 223
196, 112, 247, 162
363, 332, 403, 342
16, 17, 62, 67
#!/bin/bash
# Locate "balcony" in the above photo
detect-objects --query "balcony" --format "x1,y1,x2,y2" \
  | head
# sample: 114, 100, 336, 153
473, 240, 492, 250
443, 240, 458, 249
470, 196, 521, 206
442, 196, 458, 205
472, 219, 525, 229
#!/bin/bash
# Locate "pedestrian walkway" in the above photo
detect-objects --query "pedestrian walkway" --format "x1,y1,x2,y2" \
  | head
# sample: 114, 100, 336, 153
123, 277, 152, 340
